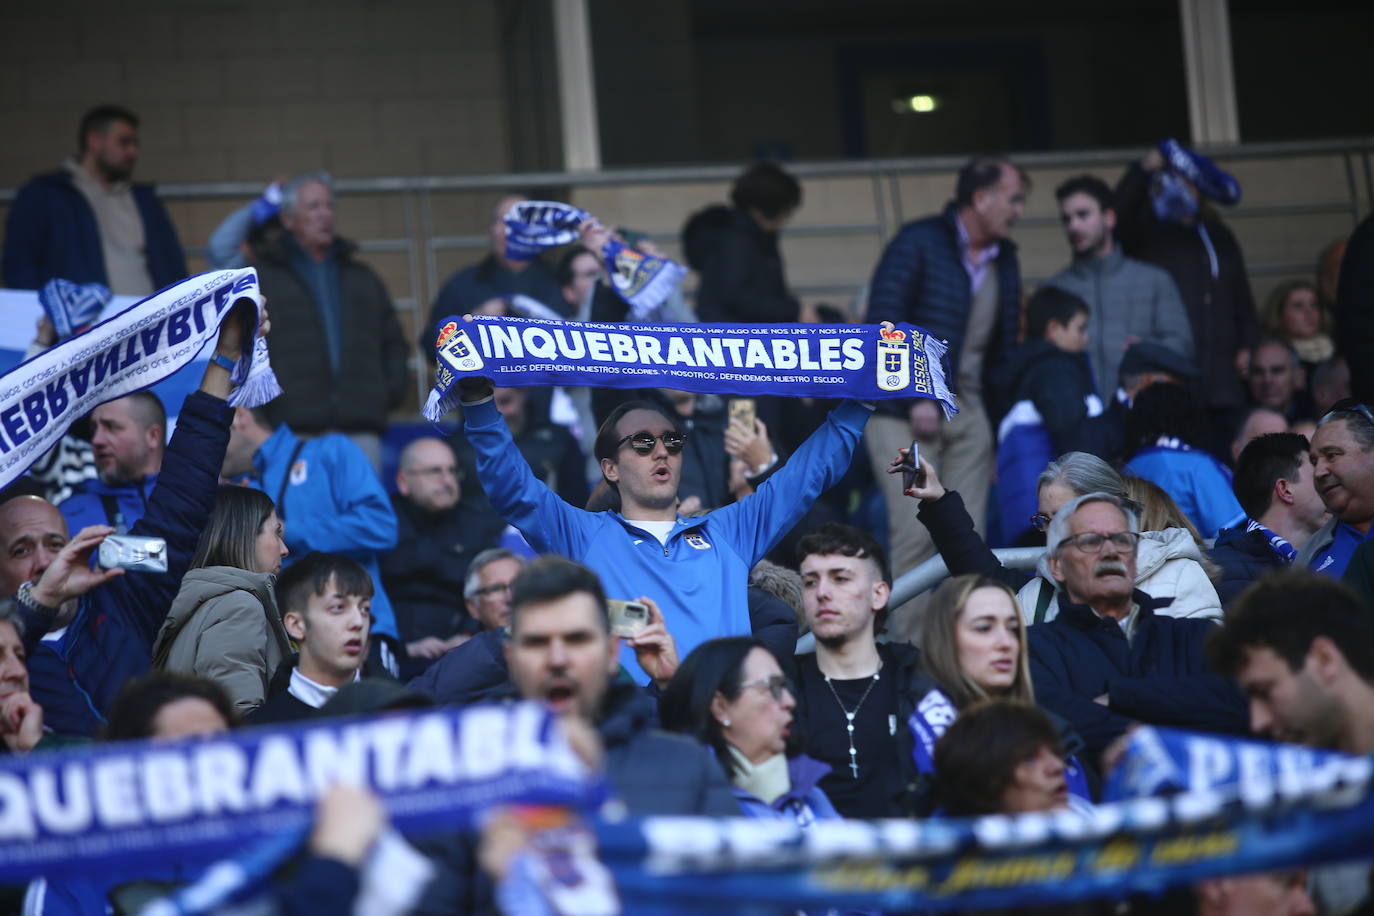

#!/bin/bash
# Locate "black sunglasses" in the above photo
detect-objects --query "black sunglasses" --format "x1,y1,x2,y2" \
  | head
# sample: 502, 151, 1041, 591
618, 431, 687, 455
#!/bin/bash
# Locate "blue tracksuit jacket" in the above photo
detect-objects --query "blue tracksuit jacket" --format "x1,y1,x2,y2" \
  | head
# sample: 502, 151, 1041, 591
465, 397, 872, 681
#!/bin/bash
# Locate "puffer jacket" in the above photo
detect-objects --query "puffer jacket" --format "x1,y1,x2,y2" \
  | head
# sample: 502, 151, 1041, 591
1017, 527, 1222, 624
152, 566, 292, 713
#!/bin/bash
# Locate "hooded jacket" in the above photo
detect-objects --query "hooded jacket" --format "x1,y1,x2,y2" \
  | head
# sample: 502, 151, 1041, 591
1017, 527, 1223, 625
152, 566, 292, 713
1045, 247, 1194, 396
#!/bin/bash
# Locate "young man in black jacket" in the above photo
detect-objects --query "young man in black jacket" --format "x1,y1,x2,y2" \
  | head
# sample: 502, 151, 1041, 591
1212, 433, 1329, 605
793, 524, 923, 818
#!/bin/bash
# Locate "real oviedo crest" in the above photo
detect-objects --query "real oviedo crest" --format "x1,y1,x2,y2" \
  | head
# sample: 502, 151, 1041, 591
875, 327, 910, 392
437, 326, 485, 374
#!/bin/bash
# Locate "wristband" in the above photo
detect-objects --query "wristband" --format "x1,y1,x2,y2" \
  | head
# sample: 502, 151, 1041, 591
209, 352, 237, 373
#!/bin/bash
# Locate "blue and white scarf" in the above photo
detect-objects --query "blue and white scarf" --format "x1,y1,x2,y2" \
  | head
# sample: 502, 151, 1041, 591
504, 200, 686, 315
38, 278, 111, 341
423, 315, 956, 423
1244, 518, 1298, 563
0, 269, 279, 491
0, 702, 601, 885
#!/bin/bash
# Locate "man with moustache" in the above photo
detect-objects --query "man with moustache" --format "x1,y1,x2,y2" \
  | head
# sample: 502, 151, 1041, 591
1028, 493, 1246, 759
1295, 400, 1374, 577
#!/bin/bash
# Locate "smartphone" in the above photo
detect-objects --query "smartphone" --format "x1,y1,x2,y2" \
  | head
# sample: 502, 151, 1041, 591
901, 440, 926, 491
97, 535, 168, 573
728, 398, 757, 433
607, 599, 650, 638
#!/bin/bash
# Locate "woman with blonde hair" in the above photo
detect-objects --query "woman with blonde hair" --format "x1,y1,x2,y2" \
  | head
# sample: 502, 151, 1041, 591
909, 573, 1092, 811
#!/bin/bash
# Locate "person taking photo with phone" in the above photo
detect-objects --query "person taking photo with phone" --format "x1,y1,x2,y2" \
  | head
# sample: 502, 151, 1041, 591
0, 306, 259, 736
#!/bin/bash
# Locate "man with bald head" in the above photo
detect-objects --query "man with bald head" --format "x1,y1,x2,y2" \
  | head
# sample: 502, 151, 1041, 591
1230, 406, 1289, 463
421, 193, 567, 351
0, 316, 248, 736
58, 392, 165, 534
380, 436, 505, 666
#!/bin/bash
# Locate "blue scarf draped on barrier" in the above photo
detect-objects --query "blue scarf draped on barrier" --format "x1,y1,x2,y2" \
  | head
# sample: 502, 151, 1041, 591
0, 702, 601, 883
423, 315, 956, 423
0, 268, 279, 491
7, 720, 1374, 913
596, 729, 1374, 913
504, 201, 687, 315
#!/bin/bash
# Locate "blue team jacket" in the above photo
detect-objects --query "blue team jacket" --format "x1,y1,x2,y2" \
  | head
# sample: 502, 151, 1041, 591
58, 473, 157, 534
465, 398, 872, 680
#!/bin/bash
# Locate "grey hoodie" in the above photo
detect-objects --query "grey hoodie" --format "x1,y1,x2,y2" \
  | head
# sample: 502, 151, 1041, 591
152, 566, 292, 713
1047, 247, 1194, 396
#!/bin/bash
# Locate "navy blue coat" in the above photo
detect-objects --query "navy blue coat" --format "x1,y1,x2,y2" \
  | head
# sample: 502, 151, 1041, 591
1028, 590, 1247, 760
18, 392, 230, 736
3, 169, 187, 291
865, 202, 1021, 418
1210, 523, 1285, 607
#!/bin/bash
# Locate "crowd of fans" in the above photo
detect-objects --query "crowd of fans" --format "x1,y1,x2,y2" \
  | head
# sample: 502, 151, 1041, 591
0, 103, 1372, 914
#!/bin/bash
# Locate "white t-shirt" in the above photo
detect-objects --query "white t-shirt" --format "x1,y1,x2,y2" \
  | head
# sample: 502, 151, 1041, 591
625, 518, 676, 546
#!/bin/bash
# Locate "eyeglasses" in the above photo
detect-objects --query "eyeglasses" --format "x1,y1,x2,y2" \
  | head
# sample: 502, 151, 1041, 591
1062, 531, 1140, 554
739, 675, 794, 702
474, 582, 513, 598
1030, 512, 1052, 531
1319, 398, 1374, 428
617, 431, 687, 455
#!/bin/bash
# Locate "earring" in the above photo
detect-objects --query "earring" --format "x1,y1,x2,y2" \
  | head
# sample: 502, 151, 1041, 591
720, 719, 731, 728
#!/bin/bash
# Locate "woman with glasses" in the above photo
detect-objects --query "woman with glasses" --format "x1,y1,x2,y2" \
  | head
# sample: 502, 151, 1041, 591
910, 574, 1093, 812
897, 449, 1220, 624
661, 637, 841, 828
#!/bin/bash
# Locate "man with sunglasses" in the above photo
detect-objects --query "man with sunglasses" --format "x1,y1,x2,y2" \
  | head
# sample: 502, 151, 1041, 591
456, 374, 872, 684
1294, 400, 1374, 577
1028, 493, 1246, 760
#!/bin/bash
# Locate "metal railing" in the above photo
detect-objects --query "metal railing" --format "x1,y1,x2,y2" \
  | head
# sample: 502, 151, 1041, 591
4, 136, 1370, 413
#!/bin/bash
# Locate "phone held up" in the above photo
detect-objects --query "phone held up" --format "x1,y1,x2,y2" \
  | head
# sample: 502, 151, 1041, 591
607, 599, 650, 638
98, 535, 169, 573
900, 441, 926, 492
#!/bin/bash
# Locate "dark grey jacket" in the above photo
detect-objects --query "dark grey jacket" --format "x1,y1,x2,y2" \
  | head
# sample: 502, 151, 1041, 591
1047, 247, 1194, 396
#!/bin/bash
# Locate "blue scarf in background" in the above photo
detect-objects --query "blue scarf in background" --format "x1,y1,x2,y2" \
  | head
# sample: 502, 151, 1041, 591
38, 278, 111, 341
504, 200, 687, 315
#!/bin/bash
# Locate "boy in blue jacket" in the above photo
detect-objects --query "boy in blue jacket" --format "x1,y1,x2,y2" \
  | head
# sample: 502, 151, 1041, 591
994, 286, 1119, 544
